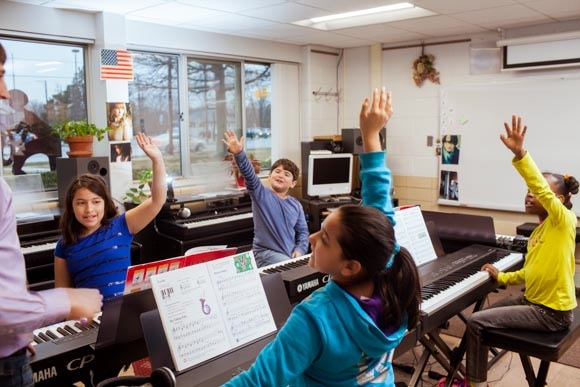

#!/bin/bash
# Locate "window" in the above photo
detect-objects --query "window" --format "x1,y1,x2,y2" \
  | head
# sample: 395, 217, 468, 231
187, 58, 242, 169
244, 63, 271, 169
0, 38, 87, 188
128, 51, 181, 178
128, 52, 272, 181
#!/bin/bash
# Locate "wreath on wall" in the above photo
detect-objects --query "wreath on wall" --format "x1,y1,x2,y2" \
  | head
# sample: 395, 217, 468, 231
412, 46, 440, 87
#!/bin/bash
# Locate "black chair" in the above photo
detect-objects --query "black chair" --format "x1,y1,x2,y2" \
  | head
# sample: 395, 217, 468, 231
482, 306, 580, 387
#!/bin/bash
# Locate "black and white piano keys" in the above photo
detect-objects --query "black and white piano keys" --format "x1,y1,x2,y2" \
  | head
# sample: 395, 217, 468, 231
29, 314, 101, 386
25, 240, 523, 387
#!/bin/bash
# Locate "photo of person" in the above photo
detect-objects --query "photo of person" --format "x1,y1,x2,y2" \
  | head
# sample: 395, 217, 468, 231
106, 102, 133, 141
441, 134, 460, 164
439, 170, 459, 201
110, 142, 131, 162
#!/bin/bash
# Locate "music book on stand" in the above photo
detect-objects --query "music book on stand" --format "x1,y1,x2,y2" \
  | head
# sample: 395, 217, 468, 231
393, 205, 438, 267
149, 251, 277, 372
123, 247, 237, 294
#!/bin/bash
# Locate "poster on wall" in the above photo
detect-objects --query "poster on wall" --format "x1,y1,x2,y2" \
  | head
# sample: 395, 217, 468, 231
106, 102, 133, 141
110, 142, 132, 163
106, 101, 133, 204
438, 131, 461, 206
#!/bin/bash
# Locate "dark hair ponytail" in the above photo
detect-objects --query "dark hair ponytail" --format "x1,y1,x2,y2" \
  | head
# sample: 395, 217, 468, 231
336, 205, 421, 331
544, 172, 580, 209
376, 246, 421, 330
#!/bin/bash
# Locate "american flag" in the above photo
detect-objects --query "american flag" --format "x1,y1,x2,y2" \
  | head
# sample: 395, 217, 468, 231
100, 49, 133, 80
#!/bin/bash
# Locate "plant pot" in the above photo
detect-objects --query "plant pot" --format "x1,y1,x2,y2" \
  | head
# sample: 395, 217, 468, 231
66, 136, 94, 157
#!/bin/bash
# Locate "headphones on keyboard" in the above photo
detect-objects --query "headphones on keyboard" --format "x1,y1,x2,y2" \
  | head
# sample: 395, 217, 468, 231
95, 366, 176, 387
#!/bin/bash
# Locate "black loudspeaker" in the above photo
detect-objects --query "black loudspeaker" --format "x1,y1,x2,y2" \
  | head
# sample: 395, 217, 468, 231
341, 127, 386, 154
96, 366, 176, 387
56, 156, 110, 207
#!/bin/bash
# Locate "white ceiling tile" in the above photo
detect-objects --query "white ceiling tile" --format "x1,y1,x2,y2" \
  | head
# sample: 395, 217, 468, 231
128, 2, 227, 24
451, 4, 551, 29
239, 2, 329, 23
524, 0, 580, 19
413, 0, 518, 14
5, 0, 580, 48
176, 0, 285, 13
336, 24, 428, 42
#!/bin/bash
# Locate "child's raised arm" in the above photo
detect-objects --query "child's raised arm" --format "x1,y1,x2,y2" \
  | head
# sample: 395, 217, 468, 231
359, 87, 393, 153
126, 132, 167, 234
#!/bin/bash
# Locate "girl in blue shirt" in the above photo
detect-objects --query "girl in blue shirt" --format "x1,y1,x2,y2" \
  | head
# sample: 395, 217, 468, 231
224, 87, 421, 387
55, 132, 167, 301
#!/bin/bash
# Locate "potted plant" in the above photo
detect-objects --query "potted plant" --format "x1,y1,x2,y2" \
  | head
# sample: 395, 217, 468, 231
52, 119, 110, 157
123, 168, 153, 209
224, 154, 261, 188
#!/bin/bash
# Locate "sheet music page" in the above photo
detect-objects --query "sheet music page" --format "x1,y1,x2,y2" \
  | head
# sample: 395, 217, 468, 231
150, 251, 276, 372
393, 206, 437, 267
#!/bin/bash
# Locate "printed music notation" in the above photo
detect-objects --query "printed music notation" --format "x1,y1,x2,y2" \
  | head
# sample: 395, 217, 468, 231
149, 251, 277, 371
393, 205, 438, 267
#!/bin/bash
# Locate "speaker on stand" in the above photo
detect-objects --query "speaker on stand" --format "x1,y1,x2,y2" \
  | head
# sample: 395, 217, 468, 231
56, 157, 110, 207
341, 127, 386, 154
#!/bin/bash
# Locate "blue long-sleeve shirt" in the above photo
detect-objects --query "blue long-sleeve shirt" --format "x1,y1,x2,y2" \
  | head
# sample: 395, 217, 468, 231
234, 151, 309, 257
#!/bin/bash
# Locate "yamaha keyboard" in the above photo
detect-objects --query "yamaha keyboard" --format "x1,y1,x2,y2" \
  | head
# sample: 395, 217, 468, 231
29, 314, 101, 386
156, 206, 253, 239
259, 254, 330, 304
418, 244, 523, 332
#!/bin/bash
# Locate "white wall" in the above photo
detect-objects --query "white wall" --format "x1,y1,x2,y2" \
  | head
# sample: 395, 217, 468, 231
0, 1, 95, 41
340, 35, 580, 182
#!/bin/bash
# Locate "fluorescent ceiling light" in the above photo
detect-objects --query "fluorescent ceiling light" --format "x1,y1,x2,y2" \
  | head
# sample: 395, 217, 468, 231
311, 3, 414, 23
293, 2, 436, 31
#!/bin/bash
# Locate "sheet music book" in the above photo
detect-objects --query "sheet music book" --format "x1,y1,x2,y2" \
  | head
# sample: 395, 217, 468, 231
393, 205, 438, 267
149, 251, 277, 372
123, 247, 237, 294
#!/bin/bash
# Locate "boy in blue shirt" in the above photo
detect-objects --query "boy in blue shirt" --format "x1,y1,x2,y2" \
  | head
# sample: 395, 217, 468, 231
223, 132, 309, 267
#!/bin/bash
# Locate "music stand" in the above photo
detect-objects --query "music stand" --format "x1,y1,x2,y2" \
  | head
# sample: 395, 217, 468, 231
421, 211, 497, 253
93, 289, 158, 383
140, 273, 292, 387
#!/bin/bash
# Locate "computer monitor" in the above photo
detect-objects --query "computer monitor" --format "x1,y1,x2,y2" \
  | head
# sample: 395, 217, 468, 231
307, 153, 353, 198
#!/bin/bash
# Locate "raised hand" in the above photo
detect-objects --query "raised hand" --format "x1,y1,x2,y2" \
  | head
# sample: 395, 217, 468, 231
359, 87, 393, 153
222, 130, 244, 155
135, 132, 163, 161
499, 115, 527, 159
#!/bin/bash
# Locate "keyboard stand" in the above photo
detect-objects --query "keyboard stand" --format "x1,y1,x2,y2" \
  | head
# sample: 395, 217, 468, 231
407, 296, 487, 387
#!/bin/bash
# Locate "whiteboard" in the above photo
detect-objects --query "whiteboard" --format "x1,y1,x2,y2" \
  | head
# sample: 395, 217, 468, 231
439, 77, 580, 216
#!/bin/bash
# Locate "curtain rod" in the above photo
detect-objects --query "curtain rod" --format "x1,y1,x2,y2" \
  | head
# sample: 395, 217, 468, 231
382, 38, 471, 51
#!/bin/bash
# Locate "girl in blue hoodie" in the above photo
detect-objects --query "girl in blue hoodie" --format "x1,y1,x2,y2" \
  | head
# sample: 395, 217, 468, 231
224, 87, 421, 387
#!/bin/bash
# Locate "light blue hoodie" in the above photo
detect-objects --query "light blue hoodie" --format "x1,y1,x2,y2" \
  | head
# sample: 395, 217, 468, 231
224, 152, 407, 387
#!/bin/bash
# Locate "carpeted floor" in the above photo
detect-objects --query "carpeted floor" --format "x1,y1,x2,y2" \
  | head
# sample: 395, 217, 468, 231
440, 285, 580, 369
